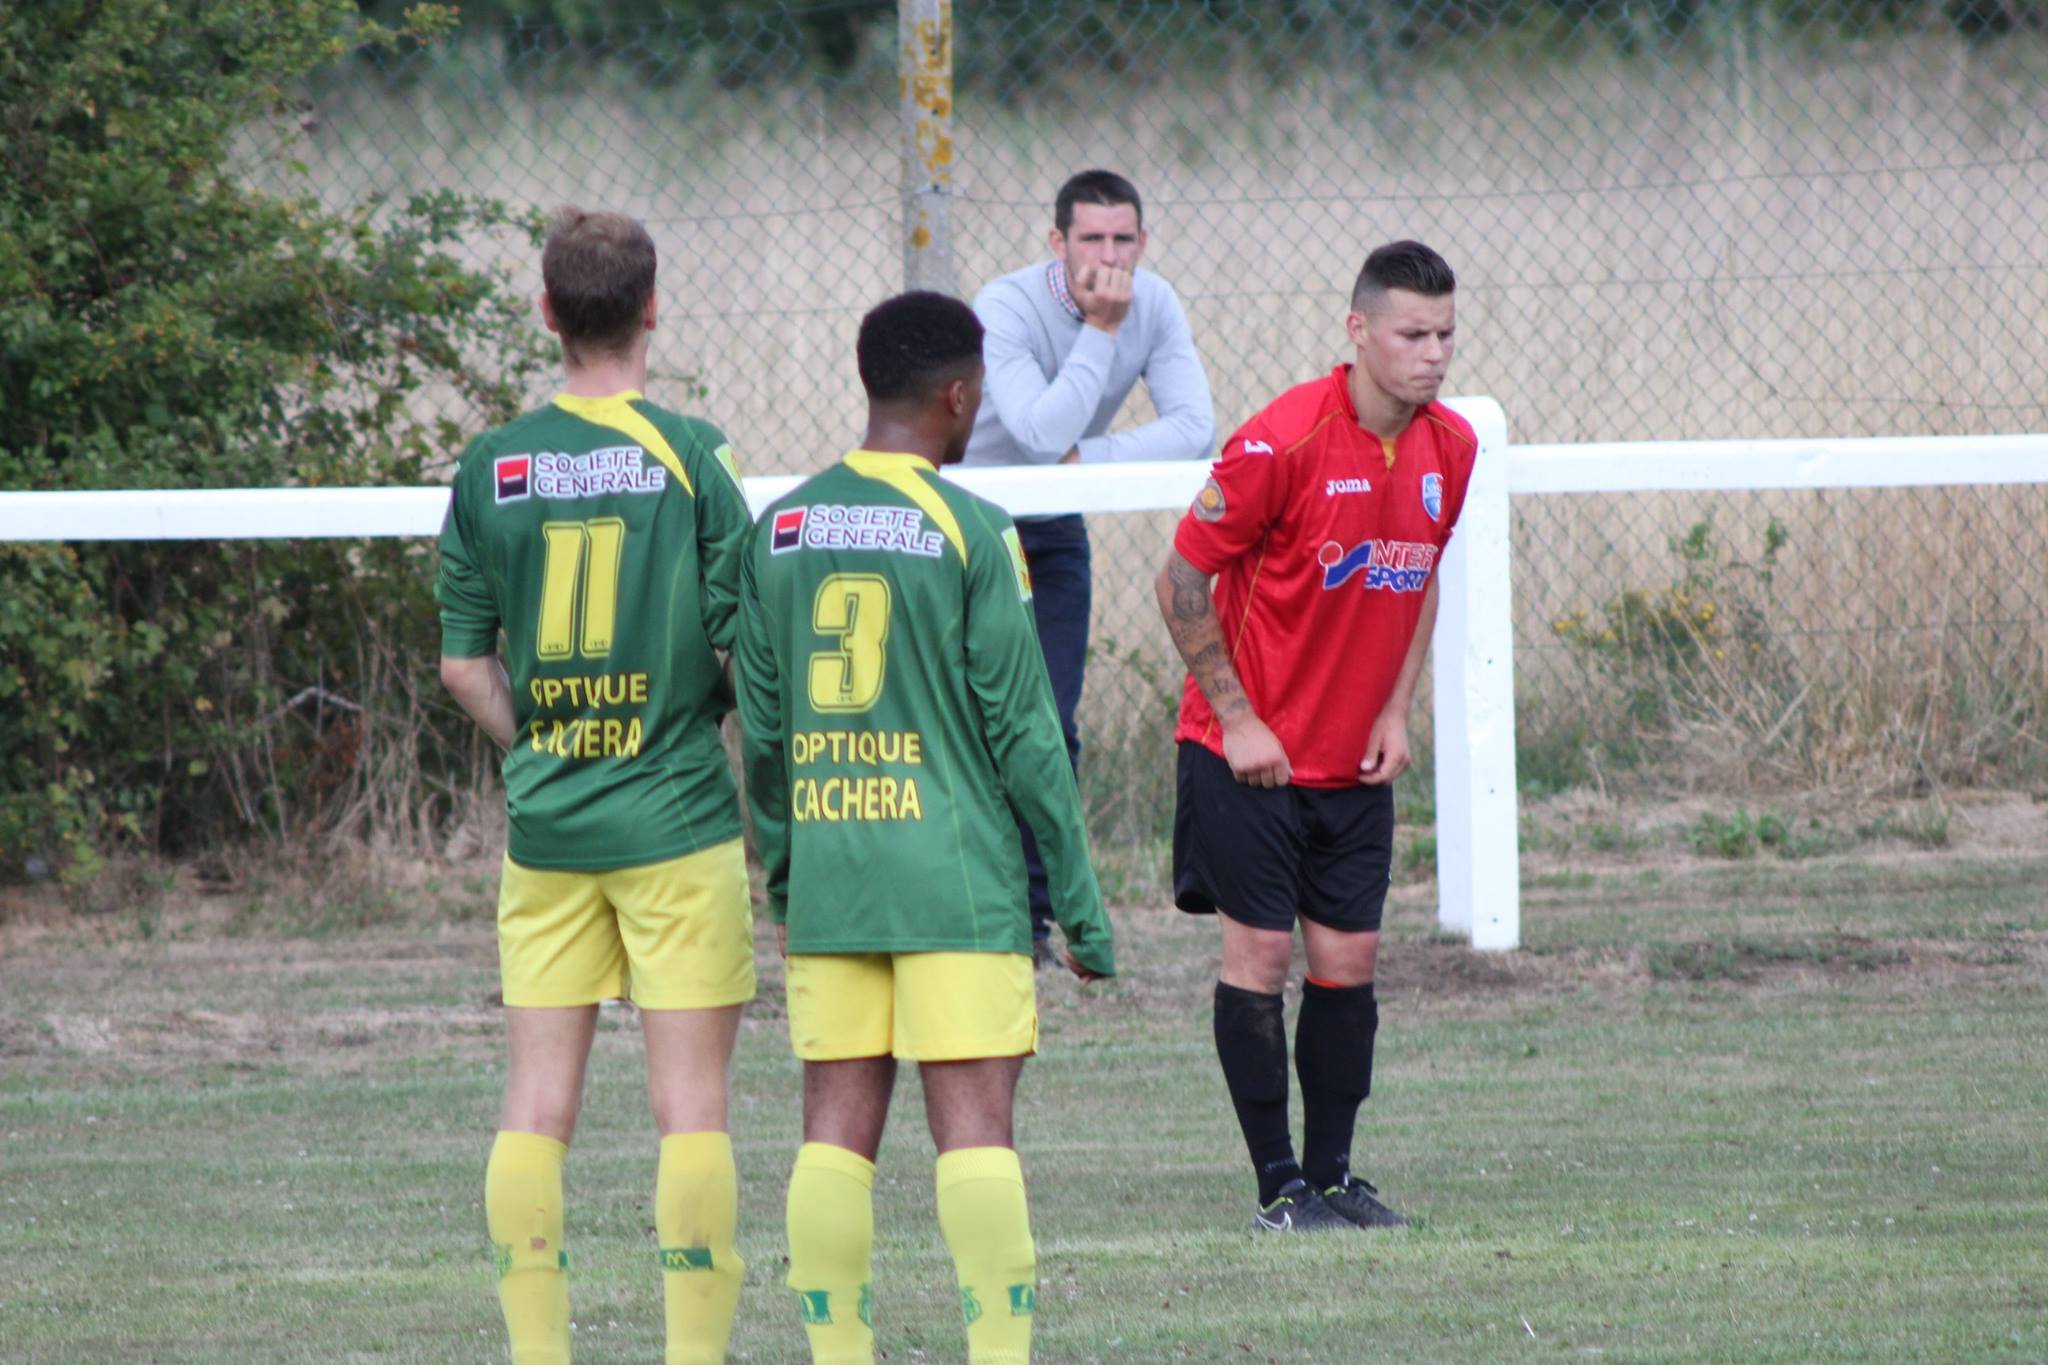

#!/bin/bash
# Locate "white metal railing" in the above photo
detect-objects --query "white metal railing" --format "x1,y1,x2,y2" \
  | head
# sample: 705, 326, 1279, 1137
6, 404, 2044, 949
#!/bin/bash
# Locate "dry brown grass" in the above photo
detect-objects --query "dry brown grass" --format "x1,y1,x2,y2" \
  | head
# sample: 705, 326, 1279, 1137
284, 37, 2048, 451
263, 35, 2048, 799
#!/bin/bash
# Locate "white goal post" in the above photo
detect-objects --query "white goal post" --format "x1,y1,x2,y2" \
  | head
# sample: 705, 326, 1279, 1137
4, 404, 2043, 950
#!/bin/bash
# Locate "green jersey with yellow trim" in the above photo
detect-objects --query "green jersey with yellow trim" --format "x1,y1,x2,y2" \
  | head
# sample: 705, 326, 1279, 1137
437, 391, 750, 870
735, 449, 1114, 974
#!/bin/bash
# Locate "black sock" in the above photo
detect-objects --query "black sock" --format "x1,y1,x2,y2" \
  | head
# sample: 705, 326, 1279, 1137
1213, 981, 1299, 1204
1296, 980, 1377, 1190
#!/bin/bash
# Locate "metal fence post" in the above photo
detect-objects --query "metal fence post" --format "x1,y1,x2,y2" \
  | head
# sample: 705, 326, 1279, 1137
898, 0, 957, 295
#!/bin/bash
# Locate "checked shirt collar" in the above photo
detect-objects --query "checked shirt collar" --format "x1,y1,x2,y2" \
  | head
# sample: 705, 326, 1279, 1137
1046, 259, 1085, 322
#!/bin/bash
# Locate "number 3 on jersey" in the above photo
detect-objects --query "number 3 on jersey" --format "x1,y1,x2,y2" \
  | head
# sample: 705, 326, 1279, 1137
537, 518, 624, 660
808, 574, 890, 713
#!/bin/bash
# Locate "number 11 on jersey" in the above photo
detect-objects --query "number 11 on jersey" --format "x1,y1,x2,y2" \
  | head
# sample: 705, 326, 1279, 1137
537, 517, 625, 660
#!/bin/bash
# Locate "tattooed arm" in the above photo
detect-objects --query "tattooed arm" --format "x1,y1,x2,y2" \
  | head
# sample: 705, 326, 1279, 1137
1155, 549, 1292, 788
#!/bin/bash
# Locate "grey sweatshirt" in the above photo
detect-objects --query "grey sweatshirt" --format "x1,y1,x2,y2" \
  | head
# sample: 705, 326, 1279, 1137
960, 260, 1216, 470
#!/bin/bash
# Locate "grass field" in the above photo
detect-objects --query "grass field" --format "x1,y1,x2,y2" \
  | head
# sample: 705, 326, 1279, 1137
3, 824, 2045, 1363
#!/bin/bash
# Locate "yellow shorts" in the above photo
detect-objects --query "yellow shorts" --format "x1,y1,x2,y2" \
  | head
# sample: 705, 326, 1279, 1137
496, 839, 756, 1010
785, 951, 1037, 1062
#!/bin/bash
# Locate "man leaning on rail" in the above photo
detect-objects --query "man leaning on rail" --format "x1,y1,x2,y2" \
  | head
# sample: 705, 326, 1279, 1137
961, 167, 1216, 964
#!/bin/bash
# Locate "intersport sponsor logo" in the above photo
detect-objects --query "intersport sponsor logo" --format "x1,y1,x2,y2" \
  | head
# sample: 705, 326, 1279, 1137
1317, 538, 1438, 592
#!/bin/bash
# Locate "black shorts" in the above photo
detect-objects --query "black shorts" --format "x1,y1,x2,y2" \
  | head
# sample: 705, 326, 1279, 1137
1172, 740, 1394, 934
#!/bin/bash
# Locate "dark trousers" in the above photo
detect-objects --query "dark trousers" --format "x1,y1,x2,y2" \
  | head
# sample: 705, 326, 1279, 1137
1015, 514, 1090, 942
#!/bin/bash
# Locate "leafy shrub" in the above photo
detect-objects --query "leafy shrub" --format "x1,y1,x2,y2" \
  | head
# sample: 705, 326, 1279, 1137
351, 0, 2043, 98
0, 1, 550, 879
1548, 517, 1809, 784
1554, 517, 1791, 731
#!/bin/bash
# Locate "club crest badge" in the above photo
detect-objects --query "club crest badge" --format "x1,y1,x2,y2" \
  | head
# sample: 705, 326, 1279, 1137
1002, 525, 1034, 601
1193, 476, 1227, 523
1421, 472, 1443, 521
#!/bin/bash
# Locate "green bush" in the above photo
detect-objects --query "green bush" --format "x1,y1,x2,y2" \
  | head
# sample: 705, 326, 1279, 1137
351, 0, 2039, 100
1553, 518, 1790, 729
1546, 517, 1805, 784
0, 1, 550, 879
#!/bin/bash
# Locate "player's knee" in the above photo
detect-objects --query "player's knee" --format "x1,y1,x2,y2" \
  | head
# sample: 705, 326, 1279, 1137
1310, 960, 1375, 989
1220, 943, 1292, 995
501, 1100, 581, 1144
1304, 928, 1379, 986
651, 1089, 726, 1137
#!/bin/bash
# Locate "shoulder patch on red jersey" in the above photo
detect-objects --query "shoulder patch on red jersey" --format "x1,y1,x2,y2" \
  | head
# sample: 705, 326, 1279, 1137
1192, 476, 1227, 521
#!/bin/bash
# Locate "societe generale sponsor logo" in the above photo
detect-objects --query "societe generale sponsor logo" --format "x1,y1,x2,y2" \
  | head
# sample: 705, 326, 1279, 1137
494, 454, 531, 503
770, 506, 807, 554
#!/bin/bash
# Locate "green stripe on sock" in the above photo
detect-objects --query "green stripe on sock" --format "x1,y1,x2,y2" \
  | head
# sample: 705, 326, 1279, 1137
660, 1246, 715, 1272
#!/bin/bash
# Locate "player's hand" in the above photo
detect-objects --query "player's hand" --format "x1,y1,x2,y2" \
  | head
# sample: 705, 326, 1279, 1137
1064, 949, 1107, 983
1359, 713, 1410, 785
1221, 714, 1291, 788
1058, 446, 1080, 465
1072, 264, 1133, 334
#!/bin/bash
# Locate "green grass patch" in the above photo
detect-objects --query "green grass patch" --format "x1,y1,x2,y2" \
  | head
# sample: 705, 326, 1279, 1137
1859, 802, 1953, 849
1400, 832, 1438, 879
1682, 807, 1907, 861
1647, 935, 1909, 982
2, 854, 2045, 1361
1584, 820, 1651, 854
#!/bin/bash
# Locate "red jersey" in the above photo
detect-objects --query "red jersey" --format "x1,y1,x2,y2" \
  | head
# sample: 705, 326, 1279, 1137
1172, 366, 1477, 788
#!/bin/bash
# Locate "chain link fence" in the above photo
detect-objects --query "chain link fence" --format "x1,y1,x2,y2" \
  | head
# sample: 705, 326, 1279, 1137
281, 0, 2048, 854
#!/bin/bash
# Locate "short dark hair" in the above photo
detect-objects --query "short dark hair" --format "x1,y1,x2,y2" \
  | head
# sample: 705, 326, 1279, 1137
1054, 169, 1143, 233
542, 206, 657, 358
857, 291, 985, 405
1351, 240, 1456, 313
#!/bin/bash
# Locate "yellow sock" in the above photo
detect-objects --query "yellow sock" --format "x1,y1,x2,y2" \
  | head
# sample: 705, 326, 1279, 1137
656, 1131, 745, 1365
486, 1130, 571, 1365
935, 1147, 1036, 1365
785, 1142, 877, 1365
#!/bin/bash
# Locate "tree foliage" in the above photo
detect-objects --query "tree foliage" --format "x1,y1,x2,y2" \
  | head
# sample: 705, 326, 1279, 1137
347, 0, 2043, 98
1, 0, 551, 880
